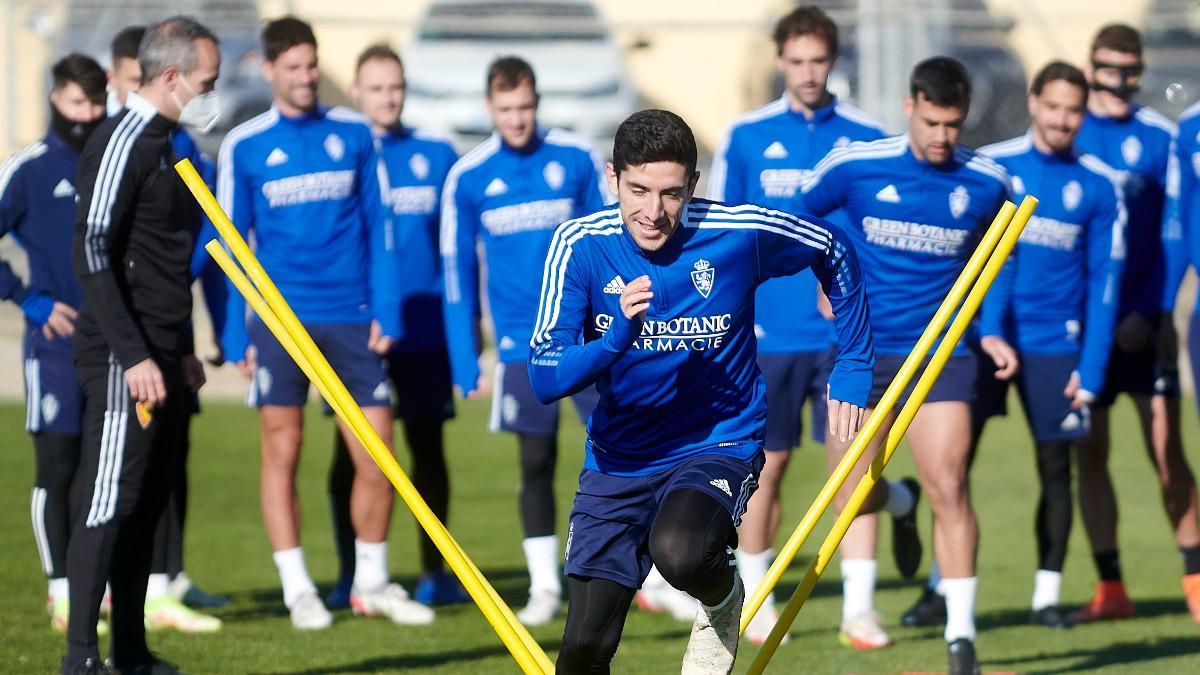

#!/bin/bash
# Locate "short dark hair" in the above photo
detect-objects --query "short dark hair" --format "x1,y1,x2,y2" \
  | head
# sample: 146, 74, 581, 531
910, 56, 971, 108
111, 25, 146, 64
772, 5, 838, 57
262, 16, 317, 62
612, 109, 697, 176
1092, 23, 1142, 58
486, 56, 536, 96
355, 43, 403, 76
139, 16, 219, 84
51, 53, 107, 102
1030, 60, 1088, 102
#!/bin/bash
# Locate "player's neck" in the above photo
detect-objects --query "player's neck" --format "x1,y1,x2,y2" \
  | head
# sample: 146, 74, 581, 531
131, 84, 179, 122
1087, 96, 1131, 121
275, 98, 317, 119
1030, 130, 1071, 157
786, 90, 832, 119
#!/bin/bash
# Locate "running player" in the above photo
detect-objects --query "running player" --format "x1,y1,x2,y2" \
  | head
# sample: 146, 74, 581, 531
2, 54, 105, 635
533, 107, 872, 675
977, 61, 1126, 628
1072, 23, 1200, 623
708, 5, 887, 646
219, 17, 431, 629
796, 57, 1012, 674
441, 56, 606, 625
323, 44, 466, 609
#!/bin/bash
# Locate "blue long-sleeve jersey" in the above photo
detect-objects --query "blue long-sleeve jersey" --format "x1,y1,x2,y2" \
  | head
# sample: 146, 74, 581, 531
217, 106, 398, 360
797, 135, 1010, 356
978, 133, 1126, 394
1173, 103, 1200, 315
709, 96, 885, 352
1076, 105, 1185, 317
376, 125, 458, 350
441, 127, 607, 393
528, 200, 872, 476
0, 129, 85, 349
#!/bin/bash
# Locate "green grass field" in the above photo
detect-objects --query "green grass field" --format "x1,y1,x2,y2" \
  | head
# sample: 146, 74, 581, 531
3, 395, 1200, 673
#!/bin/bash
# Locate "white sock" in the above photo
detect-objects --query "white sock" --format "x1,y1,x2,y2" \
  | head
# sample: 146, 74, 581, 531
735, 548, 775, 609
643, 565, 668, 590
145, 573, 170, 601
48, 577, 69, 601
942, 576, 978, 642
353, 539, 390, 593
840, 558, 877, 622
1031, 569, 1062, 611
928, 560, 944, 594
883, 479, 914, 516
273, 547, 317, 608
523, 535, 561, 595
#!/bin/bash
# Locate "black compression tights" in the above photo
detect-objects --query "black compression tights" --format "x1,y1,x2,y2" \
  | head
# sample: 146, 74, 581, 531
519, 433, 557, 538
557, 489, 737, 673
1035, 440, 1073, 572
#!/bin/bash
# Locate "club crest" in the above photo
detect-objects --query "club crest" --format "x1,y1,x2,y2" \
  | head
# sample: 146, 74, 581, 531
543, 160, 565, 190
324, 133, 345, 162
41, 393, 59, 424
410, 152, 429, 180
1121, 135, 1142, 166
691, 259, 715, 298
1011, 175, 1025, 195
1062, 180, 1083, 211
949, 185, 970, 219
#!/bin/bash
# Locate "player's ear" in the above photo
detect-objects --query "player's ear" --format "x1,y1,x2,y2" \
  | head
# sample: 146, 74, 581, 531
687, 171, 700, 198
902, 95, 914, 119
1027, 92, 1038, 120
606, 161, 619, 197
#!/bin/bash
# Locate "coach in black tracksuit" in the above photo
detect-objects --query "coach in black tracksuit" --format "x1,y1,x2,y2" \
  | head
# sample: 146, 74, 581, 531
63, 17, 220, 675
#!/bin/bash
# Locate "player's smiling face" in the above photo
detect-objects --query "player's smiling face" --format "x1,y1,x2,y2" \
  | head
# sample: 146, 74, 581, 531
264, 43, 320, 115
1029, 79, 1086, 154
608, 160, 699, 253
904, 93, 965, 166
778, 33, 834, 112
488, 80, 538, 149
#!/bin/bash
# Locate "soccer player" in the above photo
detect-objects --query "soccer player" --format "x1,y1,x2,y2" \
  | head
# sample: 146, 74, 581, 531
106, 23, 230, 630
977, 61, 1126, 627
1180, 107, 1200, 421
64, 17, 218, 673
219, 17, 431, 629
441, 56, 606, 624
708, 5, 887, 646
1, 54, 105, 634
322, 44, 465, 608
796, 57, 1012, 673
532, 108, 872, 674
1072, 23, 1200, 623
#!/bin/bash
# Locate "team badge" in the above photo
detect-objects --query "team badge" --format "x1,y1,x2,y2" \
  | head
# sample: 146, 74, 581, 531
543, 161, 565, 190
1011, 175, 1025, 195
1121, 135, 1142, 166
1062, 180, 1083, 211
410, 153, 429, 180
949, 185, 970, 219
41, 393, 59, 425
691, 259, 715, 298
324, 133, 345, 162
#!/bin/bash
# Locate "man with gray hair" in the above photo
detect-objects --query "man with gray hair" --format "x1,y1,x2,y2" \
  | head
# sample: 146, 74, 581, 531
64, 15, 219, 674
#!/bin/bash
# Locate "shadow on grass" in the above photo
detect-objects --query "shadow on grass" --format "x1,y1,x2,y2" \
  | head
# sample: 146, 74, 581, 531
977, 597, 1189, 631
991, 635, 1200, 674
250, 644, 515, 674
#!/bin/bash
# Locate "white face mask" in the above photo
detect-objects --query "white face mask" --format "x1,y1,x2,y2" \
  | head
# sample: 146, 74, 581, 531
171, 75, 220, 134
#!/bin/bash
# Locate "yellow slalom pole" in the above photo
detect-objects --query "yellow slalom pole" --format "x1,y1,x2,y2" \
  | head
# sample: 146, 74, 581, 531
740, 200, 1018, 633
179, 160, 552, 674
748, 195, 1040, 673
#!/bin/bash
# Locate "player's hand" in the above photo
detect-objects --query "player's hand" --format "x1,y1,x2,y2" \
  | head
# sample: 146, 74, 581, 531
1062, 371, 1094, 410
816, 286, 834, 320
126, 358, 166, 410
236, 345, 257, 380
458, 372, 491, 400
980, 335, 1019, 381
182, 354, 206, 394
620, 275, 653, 321
827, 393, 865, 443
1115, 312, 1152, 352
368, 320, 394, 355
41, 302, 78, 341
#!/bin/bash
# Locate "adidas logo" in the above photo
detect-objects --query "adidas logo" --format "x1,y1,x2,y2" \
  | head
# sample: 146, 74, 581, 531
266, 148, 289, 167
485, 177, 508, 196
603, 275, 626, 294
52, 178, 75, 198
875, 184, 901, 203
1060, 412, 1081, 432
709, 478, 732, 497
762, 141, 788, 159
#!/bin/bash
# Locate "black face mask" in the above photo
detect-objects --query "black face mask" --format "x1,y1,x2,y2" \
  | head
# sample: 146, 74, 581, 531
50, 102, 103, 152
1089, 61, 1143, 101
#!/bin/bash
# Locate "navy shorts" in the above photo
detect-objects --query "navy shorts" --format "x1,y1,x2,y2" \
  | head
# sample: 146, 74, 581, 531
1096, 338, 1181, 407
868, 352, 978, 408
248, 320, 390, 408
387, 347, 455, 422
758, 349, 831, 450
972, 341, 1008, 423
564, 452, 764, 589
489, 361, 599, 434
1012, 353, 1090, 442
22, 330, 83, 436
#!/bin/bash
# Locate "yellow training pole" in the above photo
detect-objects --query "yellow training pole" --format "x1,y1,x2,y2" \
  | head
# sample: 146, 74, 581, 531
180, 160, 552, 674
740, 200, 1018, 633
747, 195, 1039, 673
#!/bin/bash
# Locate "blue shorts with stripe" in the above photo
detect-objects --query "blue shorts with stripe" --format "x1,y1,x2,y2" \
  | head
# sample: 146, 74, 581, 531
976, 352, 1089, 442
489, 360, 599, 434
22, 325, 83, 435
564, 451, 763, 589
248, 320, 390, 408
